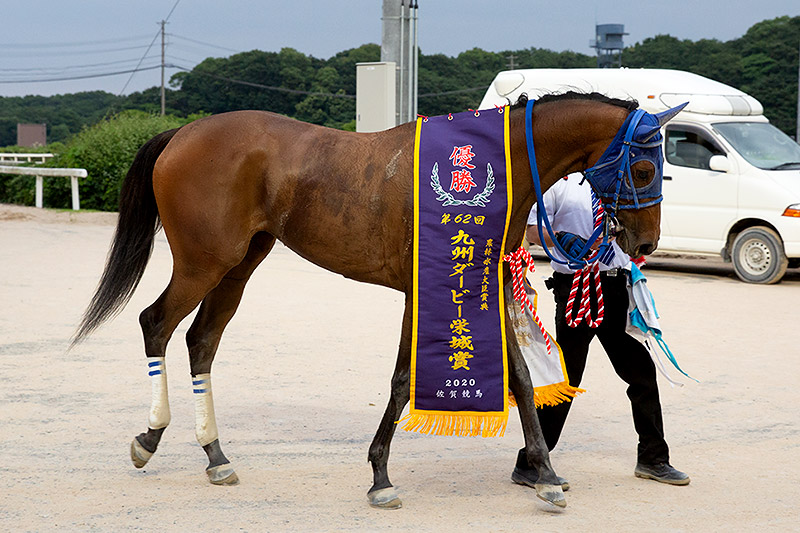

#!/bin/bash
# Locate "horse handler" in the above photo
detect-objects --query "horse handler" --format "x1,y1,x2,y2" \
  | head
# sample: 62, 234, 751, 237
512, 174, 690, 489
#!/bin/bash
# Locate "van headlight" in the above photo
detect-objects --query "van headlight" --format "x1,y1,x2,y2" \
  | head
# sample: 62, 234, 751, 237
783, 204, 800, 217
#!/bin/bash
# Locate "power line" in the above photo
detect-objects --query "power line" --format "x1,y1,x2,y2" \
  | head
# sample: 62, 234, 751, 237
418, 86, 489, 97
167, 44, 236, 64
0, 65, 163, 84
166, 54, 205, 65
0, 34, 155, 48
119, 0, 181, 96
170, 64, 356, 98
168, 33, 242, 54
0, 56, 161, 74
3, 44, 155, 58
117, 31, 161, 95
170, 64, 480, 101
164, 0, 181, 22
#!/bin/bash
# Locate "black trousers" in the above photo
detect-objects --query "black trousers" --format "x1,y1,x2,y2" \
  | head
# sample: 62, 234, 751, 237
537, 270, 670, 465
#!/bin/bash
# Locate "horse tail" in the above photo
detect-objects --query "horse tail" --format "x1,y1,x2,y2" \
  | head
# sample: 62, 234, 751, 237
70, 127, 180, 347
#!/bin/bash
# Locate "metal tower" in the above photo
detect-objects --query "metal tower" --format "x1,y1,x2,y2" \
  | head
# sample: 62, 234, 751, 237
592, 24, 627, 68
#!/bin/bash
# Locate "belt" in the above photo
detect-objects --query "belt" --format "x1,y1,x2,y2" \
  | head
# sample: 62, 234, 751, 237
553, 267, 622, 278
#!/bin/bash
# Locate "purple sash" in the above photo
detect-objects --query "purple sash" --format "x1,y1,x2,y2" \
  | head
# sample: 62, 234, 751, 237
403, 108, 512, 437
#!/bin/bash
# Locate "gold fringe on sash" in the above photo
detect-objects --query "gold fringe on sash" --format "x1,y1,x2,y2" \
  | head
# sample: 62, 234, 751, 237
399, 413, 508, 438
508, 382, 585, 409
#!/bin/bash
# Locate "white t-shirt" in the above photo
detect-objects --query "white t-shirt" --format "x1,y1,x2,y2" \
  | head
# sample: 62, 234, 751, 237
528, 174, 630, 274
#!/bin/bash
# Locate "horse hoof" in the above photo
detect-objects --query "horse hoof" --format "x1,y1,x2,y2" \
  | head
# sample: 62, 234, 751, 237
130, 438, 153, 469
206, 463, 239, 485
367, 487, 402, 509
534, 483, 567, 508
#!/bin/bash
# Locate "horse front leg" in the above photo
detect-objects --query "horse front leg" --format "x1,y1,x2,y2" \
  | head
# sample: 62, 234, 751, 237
366, 296, 412, 509
507, 324, 566, 508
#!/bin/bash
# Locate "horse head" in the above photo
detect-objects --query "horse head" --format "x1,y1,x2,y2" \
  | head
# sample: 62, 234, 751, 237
583, 102, 688, 258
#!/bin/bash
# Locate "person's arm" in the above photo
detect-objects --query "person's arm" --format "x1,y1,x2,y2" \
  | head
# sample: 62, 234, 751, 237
526, 224, 556, 248
528, 223, 606, 258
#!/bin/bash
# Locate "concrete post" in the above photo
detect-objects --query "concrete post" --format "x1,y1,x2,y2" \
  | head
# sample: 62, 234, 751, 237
35, 176, 43, 208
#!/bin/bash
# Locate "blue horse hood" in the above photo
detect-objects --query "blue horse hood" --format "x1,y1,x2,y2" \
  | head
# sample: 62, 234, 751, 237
583, 102, 688, 210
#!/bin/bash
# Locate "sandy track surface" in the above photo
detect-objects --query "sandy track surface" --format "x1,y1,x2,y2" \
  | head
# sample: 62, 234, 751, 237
2, 203, 799, 532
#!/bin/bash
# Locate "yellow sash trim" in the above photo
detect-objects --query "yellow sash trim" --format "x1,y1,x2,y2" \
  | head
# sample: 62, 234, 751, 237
400, 412, 508, 438
409, 117, 423, 413
498, 106, 513, 415
508, 382, 586, 409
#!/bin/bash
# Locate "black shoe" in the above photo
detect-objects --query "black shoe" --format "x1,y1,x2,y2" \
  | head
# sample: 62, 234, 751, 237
634, 462, 690, 486
512, 449, 570, 491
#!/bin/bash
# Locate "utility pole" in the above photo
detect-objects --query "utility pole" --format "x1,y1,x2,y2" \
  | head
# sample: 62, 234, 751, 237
160, 20, 166, 116
796, 40, 799, 143
507, 54, 517, 70
381, 0, 418, 124
410, 0, 418, 120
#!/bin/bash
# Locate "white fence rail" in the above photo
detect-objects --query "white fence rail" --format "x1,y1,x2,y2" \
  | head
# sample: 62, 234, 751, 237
0, 153, 54, 165
0, 165, 88, 210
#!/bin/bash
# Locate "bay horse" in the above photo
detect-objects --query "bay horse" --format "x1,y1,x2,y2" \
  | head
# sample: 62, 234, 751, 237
72, 92, 674, 510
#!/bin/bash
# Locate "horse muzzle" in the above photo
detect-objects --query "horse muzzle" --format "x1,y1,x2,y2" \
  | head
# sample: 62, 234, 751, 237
616, 227, 659, 258
612, 216, 659, 258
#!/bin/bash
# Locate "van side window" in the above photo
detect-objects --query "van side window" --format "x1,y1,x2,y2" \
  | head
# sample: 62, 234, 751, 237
665, 128, 724, 170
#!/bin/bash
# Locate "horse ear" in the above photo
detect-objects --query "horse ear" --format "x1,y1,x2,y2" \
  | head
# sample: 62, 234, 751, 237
654, 102, 689, 126
634, 122, 661, 142
633, 102, 689, 142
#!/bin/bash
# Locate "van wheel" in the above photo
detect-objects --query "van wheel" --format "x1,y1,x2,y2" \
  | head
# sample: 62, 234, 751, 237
731, 226, 788, 284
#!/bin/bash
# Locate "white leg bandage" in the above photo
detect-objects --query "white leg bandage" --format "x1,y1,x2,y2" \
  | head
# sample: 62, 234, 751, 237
192, 373, 219, 447
147, 357, 171, 430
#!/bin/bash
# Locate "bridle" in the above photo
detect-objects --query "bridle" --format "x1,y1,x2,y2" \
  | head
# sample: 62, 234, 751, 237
523, 98, 668, 269
582, 108, 665, 211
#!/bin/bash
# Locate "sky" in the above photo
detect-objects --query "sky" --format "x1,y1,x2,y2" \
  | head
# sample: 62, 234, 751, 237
2, 0, 799, 98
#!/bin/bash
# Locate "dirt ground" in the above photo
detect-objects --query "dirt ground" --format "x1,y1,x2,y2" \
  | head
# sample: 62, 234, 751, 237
1, 203, 799, 532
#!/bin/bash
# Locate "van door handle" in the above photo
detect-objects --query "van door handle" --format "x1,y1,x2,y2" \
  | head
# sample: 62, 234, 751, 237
663, 175, 673, 180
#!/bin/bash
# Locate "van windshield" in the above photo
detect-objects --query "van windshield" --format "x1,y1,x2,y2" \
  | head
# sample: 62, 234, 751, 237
713, 122, 800, 170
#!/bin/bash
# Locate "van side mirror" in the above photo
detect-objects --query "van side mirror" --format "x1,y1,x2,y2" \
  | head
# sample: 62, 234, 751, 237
709, 155, 731, 172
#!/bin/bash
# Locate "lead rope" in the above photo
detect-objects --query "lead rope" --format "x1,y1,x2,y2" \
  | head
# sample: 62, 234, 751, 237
502, 246, 552, 355
565, 191, 605, 328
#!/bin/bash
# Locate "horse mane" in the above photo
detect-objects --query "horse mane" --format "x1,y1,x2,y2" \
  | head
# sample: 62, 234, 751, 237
514, 91, 638, 112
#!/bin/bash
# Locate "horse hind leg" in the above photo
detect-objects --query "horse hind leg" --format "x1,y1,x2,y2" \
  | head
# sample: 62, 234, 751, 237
130, 357, 170, 468
185, 232, 276, 485
130, 234, 261, 471
366, 295, 412, 509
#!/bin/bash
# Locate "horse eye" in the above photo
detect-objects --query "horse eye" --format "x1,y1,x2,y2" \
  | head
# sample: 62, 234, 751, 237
632, 163, 654, 186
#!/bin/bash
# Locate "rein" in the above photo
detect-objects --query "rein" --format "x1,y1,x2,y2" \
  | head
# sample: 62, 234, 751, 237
521, 98, 658, 328
523, 97, 666, 268
523, 98, 614, 270
564, 190, 606, 328
508, 97, 677, 330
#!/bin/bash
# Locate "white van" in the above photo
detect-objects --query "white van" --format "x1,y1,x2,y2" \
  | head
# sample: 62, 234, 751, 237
479, 68, 800, 283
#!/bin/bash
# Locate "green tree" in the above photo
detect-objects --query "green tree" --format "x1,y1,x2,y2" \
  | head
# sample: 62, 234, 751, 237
733, 16, 800, 134
40, 111, 193, 210
0, 91, 122, 146
623, 18, 800, 135
1, 15, 798, 148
